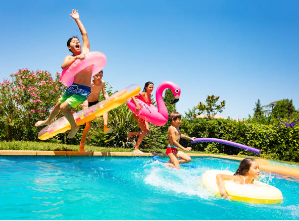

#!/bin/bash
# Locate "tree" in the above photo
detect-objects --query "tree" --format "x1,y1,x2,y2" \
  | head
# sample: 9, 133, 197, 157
163, 89, 176, 114
271, 99, 296, 119
184, 106, 198, 121
253, 99, 263, 118
198, 95, 226, 119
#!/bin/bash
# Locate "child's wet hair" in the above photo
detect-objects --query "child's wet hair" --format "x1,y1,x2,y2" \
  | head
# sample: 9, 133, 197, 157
143, 81, 154, 92
234, 158, 256, 176
67, 36, 79, 52
170, 111, 181, 122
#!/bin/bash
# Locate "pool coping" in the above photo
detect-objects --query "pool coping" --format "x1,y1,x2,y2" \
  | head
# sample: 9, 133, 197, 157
1, 150, 299, 178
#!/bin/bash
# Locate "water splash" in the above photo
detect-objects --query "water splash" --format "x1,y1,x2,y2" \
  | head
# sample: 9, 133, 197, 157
143, 161, 211, 199
258, 171, 275, 184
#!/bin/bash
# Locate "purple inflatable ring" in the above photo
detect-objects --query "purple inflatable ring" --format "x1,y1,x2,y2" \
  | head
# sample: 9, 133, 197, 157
191, 138, 261, 154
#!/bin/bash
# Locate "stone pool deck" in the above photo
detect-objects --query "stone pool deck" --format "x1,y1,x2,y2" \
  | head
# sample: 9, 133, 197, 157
1, 150, 299, 179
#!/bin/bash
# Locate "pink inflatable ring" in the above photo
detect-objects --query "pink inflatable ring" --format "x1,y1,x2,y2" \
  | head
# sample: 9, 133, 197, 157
60, 51, 107, 86
127, 81, 181, 126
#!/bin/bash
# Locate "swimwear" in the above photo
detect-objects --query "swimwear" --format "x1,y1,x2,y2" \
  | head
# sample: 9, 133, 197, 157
59, 83, 91, 108
166, 145, 178, 155
136, 93, 152, 105
88, 100, 99, 107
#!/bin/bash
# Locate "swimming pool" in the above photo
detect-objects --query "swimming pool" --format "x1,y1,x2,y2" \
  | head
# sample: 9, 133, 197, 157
0, 156, 298, 220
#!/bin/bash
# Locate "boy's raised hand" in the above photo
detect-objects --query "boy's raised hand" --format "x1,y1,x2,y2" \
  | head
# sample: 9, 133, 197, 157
70, 9, 79, 20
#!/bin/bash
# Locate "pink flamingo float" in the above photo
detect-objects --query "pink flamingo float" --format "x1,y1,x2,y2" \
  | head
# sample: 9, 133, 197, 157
127, 81, 181, 126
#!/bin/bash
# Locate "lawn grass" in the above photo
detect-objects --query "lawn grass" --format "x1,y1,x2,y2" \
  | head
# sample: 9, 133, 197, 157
0, 141, 299, 166
0, 141, 134, 152
0, 140, 216, 154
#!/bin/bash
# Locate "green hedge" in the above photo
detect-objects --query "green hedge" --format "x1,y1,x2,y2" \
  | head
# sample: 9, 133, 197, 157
179, 118, 299, 162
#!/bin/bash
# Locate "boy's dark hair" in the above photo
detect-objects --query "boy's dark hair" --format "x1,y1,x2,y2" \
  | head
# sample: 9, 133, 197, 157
170, 111, 181, 122
67, 36, 79, 52
234, 158, 255, 176
99, 70, 103, 74
143, 81, 154, 92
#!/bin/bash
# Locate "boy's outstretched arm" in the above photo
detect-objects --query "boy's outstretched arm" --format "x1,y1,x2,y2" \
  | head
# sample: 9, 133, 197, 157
70, 9, 90, 52
181, 134, 195, 142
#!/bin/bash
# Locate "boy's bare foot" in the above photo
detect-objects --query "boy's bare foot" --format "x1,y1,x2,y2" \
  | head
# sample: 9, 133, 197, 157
35, 120, 50, 127
68, 125, 80, 138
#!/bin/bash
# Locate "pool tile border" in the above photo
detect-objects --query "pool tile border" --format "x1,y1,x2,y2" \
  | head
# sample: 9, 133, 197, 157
1, 150, 299, 178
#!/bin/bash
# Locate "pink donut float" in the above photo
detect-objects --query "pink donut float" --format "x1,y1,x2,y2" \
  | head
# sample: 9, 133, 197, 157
127, 81, 181, 126
60, 51, 107, 86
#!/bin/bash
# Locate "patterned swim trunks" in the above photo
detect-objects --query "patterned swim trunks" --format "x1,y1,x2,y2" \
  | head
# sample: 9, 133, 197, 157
59, 83, 91, 108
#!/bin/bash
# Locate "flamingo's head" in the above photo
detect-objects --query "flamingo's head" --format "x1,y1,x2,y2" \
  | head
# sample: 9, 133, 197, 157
169, 83, 181, 104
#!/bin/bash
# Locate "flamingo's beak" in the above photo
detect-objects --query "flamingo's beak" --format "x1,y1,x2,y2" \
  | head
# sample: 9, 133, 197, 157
171, 98, 179, 104
171, 95, 180, 104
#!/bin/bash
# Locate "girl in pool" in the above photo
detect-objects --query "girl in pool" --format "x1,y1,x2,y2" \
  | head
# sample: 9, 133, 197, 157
216, 158, 260, 200
127, 81, 154, 153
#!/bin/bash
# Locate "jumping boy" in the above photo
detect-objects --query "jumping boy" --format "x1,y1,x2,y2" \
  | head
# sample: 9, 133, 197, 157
79, 70, 112, 152
165, 111, 195, 169
35, 9, 92, 138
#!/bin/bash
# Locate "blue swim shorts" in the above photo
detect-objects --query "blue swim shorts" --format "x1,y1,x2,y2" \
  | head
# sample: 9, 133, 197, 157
59, 83, 91, 108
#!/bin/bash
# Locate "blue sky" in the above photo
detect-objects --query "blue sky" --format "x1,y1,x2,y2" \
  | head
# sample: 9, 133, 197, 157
1, 0, 298, 119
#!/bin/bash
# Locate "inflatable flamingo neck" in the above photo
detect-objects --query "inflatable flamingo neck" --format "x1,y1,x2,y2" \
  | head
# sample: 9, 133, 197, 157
155, 81, 179, 120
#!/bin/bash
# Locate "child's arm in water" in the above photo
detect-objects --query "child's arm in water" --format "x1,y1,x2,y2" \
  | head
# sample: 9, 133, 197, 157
216, 174, 244, 199
168, 127, 192, 152
70, 9, 90, 52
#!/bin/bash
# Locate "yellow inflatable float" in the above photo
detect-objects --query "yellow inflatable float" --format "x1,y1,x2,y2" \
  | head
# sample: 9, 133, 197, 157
38, 84, 140, 140
202, 170, 283, 204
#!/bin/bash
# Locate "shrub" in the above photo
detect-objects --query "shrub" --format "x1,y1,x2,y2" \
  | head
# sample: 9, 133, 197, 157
0, 69, 65, 141
180, 118, 299, 162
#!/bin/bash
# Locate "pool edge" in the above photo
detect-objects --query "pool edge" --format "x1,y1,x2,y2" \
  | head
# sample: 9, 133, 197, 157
1, 150, 299, 178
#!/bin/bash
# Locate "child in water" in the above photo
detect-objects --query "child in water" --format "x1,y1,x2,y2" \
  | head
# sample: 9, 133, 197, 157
165, 111, 195, 169
127, 81, 154, 153
79, 70, 112, 152
216, 158, 260, 200
35, 9, 92, 138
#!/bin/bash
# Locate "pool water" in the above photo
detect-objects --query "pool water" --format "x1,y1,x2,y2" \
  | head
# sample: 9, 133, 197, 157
0, 156, 299, 220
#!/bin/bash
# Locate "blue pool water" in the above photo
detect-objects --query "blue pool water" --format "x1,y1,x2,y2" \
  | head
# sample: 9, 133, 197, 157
0, 156, 299, 220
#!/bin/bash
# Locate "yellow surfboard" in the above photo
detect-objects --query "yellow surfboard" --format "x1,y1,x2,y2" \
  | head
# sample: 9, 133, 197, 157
38, 84, 140, 140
